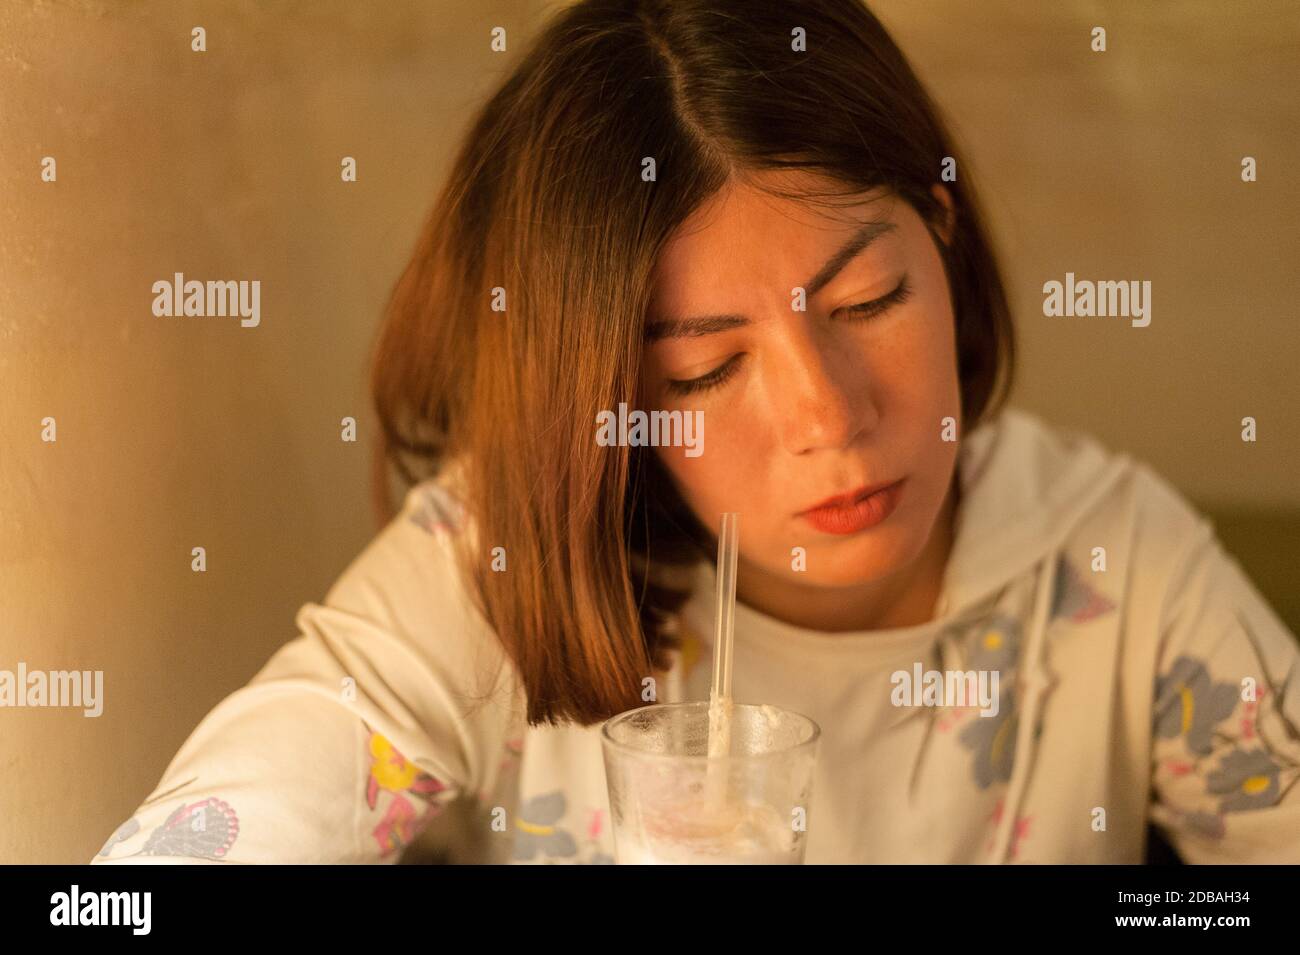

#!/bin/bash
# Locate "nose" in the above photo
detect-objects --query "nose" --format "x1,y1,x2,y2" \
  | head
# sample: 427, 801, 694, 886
764, 317, 877, 455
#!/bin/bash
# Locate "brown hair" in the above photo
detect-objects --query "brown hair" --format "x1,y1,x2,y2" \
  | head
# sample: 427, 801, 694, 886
369, 0, 1016, 728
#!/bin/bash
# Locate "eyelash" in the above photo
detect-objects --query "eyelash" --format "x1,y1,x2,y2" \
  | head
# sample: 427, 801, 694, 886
842, 273, 913, 321
664, 275, 914, 397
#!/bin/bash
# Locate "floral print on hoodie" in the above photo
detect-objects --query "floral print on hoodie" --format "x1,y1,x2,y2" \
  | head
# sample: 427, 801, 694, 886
1152, 634, 1298, 842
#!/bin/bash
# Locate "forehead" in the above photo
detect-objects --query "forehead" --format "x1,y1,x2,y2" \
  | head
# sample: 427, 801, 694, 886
649, 172, 906, 314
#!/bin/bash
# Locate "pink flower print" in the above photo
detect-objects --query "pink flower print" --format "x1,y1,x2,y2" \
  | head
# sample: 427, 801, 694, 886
407, 484, 466, 536
363, 724, 448, 858
138, 797, 240, 860
1007, 816, 1033, 859
1241, 685, 1267, 741
499, 736, 523, 773
1049, 554, 1115, 623
935, 706, 976, 733
986, 797, 1033, 861
373, 794, 428, 858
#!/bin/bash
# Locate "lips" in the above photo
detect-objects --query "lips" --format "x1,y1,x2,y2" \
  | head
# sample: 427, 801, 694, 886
799, 480, 899, 513
797, 479, 904, 535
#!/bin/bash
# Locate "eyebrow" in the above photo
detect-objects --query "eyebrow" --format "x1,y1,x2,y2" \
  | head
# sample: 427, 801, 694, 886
644, 219, 898, 343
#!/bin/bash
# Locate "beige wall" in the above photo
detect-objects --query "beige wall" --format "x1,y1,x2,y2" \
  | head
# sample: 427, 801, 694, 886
0, 0, 542, 864
871, 0, 1299, 508
0, 0, 1295, 863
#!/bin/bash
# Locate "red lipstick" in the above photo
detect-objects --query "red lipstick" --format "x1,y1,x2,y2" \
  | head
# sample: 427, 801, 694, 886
797, 479, 904, 535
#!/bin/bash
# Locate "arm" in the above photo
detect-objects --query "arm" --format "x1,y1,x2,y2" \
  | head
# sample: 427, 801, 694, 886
89, 683, 455, 864
1148, 522, 1300, 863
91, 481, 521, 864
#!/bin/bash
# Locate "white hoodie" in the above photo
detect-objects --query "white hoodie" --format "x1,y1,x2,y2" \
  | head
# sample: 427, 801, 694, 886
90, 407, 1300, 864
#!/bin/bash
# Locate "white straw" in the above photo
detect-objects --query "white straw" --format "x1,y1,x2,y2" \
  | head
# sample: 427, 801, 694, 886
705, 512, 739, 809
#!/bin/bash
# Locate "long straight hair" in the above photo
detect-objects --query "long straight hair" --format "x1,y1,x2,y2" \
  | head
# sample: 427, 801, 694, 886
370, 0, 1016, 727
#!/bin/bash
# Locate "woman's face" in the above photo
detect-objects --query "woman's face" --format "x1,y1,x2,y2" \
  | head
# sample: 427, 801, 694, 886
641, 173, 961, 591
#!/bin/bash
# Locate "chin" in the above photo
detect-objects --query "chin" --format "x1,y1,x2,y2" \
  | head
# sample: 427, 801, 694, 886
792, 524, 922, 588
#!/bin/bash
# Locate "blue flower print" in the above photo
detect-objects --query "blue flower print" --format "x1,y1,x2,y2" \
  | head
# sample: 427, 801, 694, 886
959, 688, 1019, 789
963, 613, 1022, 673
1207, 748, 1284, 813
511, 790, 579, 861
1154, 656, 1239, 756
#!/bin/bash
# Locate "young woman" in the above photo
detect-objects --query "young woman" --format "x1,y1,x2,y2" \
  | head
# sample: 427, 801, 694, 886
93, 0, 1299, 865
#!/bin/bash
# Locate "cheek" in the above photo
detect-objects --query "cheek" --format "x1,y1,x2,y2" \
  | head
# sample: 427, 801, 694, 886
894, 309, 961, 499
656, 443, 757, 517
872, 296, 958, 410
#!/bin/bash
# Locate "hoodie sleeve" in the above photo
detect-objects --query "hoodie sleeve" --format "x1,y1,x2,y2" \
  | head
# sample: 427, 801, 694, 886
89, 480, 521, 864
1148, 522, 1300, 863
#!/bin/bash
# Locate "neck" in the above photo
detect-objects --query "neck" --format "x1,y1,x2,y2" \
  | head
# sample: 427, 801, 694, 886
731, 475, 960, 633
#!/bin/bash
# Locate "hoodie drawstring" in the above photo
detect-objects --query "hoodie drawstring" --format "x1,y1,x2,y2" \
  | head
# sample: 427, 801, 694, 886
988, 545, 1062, 863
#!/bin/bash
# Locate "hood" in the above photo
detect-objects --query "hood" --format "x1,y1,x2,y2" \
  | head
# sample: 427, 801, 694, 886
939, 406, 1133, 618
942, 406, 1134, 861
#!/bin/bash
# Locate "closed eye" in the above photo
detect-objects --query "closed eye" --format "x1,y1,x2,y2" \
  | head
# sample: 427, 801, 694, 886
837, 273, 913, 320
663, 273, 913, 397
665, 353, 743, 397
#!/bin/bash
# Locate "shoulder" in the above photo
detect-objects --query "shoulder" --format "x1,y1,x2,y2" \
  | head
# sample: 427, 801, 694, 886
321, 467, 475, 620
976, 411, 1217, 619
957, 408, 1211, 579
290, 465, 516, 708
1011, 415, 1228, 633
996, 409, 1214, 562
